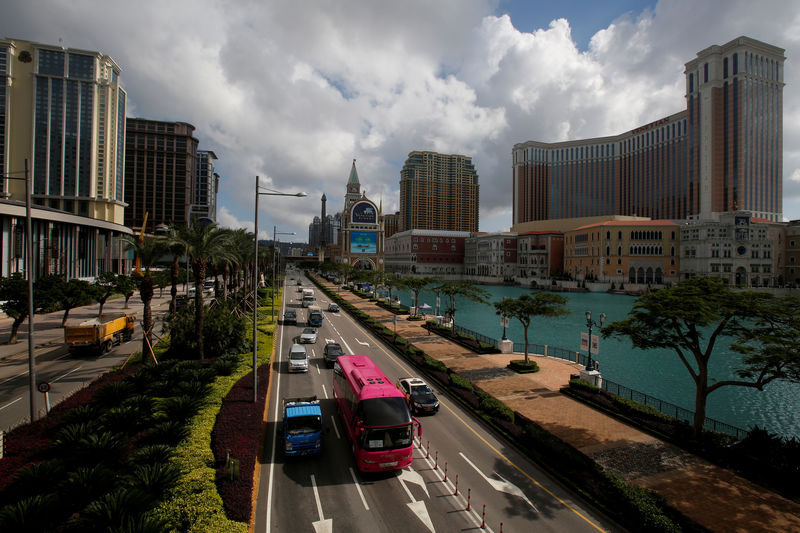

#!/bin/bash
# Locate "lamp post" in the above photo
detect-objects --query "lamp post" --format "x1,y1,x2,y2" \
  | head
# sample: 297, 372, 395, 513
3, 160, 37, 421
253, 177, 306, 402
584, 310, 606, 371
272, 226, 295, 323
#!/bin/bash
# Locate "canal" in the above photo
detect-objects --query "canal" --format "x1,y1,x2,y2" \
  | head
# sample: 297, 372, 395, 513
395, 285, 800, 439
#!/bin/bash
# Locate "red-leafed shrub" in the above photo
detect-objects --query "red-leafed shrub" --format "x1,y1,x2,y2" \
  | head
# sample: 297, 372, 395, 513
0, 364, 139, 493
211, 364, 270, 522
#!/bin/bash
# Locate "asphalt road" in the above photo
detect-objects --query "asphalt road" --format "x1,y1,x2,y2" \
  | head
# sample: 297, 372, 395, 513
255, 271, 621, 533
0, 290, 176, 432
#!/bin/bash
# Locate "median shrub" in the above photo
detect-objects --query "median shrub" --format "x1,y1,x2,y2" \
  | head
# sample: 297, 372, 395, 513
449, 374, 474, 392
507, 359, 539, 373
422, 355, 447, 373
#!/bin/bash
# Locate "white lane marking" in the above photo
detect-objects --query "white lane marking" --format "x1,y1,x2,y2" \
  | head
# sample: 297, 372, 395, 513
413, 441, 490, 532
310, 474, 332, 533
330, 416, 340, 439
1, 370, 28, 385
51, 365, 83, 383
460, 452, 539, 512
397, 468, 435, 532
325, 337, 336, 345
321, 384, 328, 399
0, 397, 23, 411
407, 501, 435, 533
355, 338, 370, 347
349, 467, 370, 510
266, 299, 288, 533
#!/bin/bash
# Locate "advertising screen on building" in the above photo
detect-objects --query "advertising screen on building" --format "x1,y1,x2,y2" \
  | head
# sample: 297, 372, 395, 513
350, 231, 377, 255
352, 201, 378, 224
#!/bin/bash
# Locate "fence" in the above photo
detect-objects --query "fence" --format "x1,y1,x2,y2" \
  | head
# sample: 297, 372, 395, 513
453, 324, 498, 347
600, 377, 750, 439
505, 341, 750, 439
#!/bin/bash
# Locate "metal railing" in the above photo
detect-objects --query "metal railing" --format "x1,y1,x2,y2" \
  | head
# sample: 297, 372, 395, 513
453, 324, 497, 347
600, 377, 750, 439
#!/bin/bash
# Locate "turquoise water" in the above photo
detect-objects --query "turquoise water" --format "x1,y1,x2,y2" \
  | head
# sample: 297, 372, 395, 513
398, 286, 800, 439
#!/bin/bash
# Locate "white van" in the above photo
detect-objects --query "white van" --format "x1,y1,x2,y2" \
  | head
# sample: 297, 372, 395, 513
288, 344, 308, 373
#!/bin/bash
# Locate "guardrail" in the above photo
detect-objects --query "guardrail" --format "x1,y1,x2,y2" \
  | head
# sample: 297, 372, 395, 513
453, 324, 497, 347
599, 378, 749, 439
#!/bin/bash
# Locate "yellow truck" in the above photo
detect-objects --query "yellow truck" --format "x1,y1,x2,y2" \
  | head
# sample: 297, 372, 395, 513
64, 313, 135, 354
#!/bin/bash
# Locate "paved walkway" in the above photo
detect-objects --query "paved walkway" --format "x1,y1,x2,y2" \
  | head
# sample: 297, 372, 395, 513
319, 277, 800, 533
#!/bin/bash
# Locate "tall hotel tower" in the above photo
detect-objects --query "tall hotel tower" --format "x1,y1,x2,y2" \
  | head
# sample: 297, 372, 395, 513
512, 36, 785, 224
400, 151, 479, 232
0, 39, 127, 223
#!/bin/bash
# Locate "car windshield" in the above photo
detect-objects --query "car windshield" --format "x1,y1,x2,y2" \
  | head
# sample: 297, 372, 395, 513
285, 311, 296, 317
287, 415, 321, 435
411, 385, 435, 401
326, 344, 342, 355
289, 350, 306, 360
303, 328, 315, 335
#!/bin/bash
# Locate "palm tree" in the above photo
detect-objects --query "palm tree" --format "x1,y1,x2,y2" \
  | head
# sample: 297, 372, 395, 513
494, 292, 570, 365
118, 234, 167, 363
169, 217, 235, 359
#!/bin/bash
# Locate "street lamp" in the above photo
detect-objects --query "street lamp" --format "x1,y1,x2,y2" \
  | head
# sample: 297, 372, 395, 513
253, 177, 306, 402
584, 310, 606, 371
272, 226, 295, 323
2, 159, 37, 421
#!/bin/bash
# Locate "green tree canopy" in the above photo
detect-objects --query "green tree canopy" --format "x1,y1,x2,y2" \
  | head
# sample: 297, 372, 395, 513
601, 276, 800, 438
434, 281, 489, 329
397, 276, 437, 316
494, 292, 570, 364
0, 273, 36, 344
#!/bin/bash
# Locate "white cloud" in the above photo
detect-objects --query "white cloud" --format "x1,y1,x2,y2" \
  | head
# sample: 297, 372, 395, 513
3, 0, 800, 235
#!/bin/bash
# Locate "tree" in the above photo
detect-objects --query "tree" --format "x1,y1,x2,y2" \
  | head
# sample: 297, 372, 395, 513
494, 292, 569, 365
170, 217, 236, 360
0, 273, 35, 344
601, 276, 800, 438
56, 278, 94, 327
119, 234, 168, 362
397, 276, 437, 316
434, 281, 489, 328
91, 271, 118, 316
152, 269, 171, 298
114, 274, 137, 309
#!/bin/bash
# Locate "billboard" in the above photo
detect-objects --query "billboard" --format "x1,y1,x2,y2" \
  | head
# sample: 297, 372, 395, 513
350, 231, 377, 254
352, 201, 378, 224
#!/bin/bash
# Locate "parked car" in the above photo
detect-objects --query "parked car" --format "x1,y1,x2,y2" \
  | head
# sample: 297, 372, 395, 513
299, 327, 318, 344
328, 303, 340, 312
283, 309, 297, 325
323, 342, 343, 367
397, 377, 439, 415
288, 344, 308, 373
297, 280, 303, 286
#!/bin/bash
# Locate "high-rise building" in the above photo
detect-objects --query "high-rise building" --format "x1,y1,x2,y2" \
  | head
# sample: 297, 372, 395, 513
0, 39, 127, 223
124, 118, 199, 232
512, 36, 785, 225
399, 151, 479, 232
189, 150, 218, 223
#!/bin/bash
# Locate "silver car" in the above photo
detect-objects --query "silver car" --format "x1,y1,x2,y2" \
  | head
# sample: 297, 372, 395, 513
299, 327, 318, 344
288, 344, 308, 373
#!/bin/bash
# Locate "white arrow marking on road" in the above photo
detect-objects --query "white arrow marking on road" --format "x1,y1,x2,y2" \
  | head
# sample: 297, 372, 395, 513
325, 337, 336, 345
355, 338, 370, 347
398, 468, 435, 532
310, 474, 333, 533
399, 466, 430, 498
459, 452, 539, 512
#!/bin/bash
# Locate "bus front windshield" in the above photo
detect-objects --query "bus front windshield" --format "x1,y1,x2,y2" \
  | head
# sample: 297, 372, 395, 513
357, 397, 412, 451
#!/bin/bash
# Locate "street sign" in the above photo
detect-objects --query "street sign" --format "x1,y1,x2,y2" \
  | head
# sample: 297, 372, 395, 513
590, 334, 600, 355
37, 381, 50, 393
580, 332, 589, 352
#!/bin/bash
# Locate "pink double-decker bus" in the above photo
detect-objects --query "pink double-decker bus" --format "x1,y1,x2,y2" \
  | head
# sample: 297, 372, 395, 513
332, 355, 421, 472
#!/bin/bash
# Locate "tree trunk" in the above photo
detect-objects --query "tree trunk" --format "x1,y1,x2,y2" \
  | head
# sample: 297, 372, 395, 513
523, 326, 530, 365
7, 314, 26, 344
98, 300, 106, 316
170, 256, 179, 311
194, 261, 206, 360
693, 380, 709, 439
223, 265, 229, 300
140, 274, 154, 363
61, 308, 71, 327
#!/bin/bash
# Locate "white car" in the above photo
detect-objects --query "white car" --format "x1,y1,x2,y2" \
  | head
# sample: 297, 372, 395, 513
299, 327, 318, 344
288, 344, 308, 373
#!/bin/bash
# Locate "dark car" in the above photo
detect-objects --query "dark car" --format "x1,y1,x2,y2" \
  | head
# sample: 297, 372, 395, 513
323, 342, 344, 367
397, 377, 439, 415
283, 310, 297, 325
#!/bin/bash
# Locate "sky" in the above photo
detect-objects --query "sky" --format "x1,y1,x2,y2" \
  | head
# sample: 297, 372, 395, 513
3, 0, 800, 242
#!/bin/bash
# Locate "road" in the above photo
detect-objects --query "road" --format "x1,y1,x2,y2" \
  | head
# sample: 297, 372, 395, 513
255, 270, 620, 533
0, 290, 175, 432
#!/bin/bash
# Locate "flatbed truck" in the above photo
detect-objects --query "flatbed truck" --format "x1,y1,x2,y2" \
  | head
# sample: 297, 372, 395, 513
283, 396, 323, 456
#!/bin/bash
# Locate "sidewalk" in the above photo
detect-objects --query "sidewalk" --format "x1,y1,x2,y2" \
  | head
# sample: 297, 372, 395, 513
319, 277, 800, 533
0, 288, 176, 363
